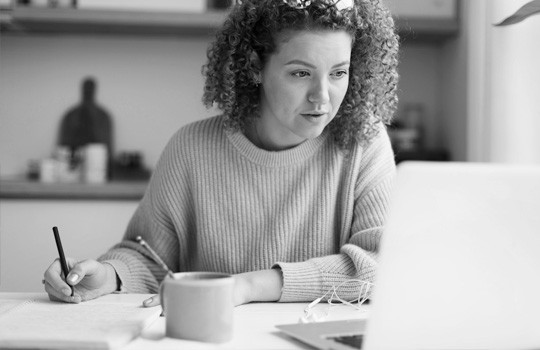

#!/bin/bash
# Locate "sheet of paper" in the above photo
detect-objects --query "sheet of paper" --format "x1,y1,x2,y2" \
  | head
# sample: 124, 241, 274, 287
0, 294, 161, 349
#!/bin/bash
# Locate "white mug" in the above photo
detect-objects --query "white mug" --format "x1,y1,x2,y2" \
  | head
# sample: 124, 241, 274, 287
39, 158, 58, 183
82, 143, 107, 183
160, 272, 234, 343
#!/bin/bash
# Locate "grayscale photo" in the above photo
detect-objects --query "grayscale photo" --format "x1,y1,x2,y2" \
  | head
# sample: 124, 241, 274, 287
1, 0, 539, 349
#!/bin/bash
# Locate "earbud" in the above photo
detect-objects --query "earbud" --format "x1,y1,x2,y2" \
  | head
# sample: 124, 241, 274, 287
298, 306, 327, 323
299, 311, 326, 323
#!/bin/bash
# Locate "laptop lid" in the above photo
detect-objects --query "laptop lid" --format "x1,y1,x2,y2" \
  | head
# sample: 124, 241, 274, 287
276, 319, 366, 350
364, 161, 540, 350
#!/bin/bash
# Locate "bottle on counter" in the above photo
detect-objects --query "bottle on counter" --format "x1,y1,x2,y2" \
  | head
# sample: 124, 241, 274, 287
57, 77, 114, 181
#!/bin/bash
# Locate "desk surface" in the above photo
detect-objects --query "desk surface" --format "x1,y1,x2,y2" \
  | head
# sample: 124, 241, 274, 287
0, 293, 369, 350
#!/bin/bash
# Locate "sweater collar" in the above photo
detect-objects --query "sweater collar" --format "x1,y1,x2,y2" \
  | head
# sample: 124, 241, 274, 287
225, 127, 330, 167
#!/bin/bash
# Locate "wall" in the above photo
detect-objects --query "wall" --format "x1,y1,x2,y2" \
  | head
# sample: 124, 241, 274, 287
487, 0, 540, 163
0, 34, 217, 177
466, 0, 540, 164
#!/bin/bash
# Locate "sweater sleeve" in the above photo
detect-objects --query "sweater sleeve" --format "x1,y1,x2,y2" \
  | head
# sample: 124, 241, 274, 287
274, 127, 396, 302
97, 130, 189, 294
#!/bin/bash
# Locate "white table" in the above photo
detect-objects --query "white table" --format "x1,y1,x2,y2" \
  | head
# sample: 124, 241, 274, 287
1, 293, 369, 350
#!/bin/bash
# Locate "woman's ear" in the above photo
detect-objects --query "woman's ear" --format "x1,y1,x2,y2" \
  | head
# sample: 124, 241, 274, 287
250, 50, 262, 70
250, 51, 263, 86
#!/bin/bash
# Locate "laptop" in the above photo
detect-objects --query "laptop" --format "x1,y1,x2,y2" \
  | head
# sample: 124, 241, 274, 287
277, 161, 540, 350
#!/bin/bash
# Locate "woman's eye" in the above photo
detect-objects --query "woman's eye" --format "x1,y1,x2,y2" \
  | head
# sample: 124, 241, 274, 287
332, 70, 348, 79
292, 71, 310, 78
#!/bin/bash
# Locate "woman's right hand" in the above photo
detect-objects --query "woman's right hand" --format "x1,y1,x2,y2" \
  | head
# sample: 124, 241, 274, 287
43, 258, 118, 303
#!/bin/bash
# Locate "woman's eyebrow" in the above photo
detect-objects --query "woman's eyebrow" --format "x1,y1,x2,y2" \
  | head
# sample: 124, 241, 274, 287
332, 61, 350, 68
284, 59, 350, 68
285, 59, 316, 68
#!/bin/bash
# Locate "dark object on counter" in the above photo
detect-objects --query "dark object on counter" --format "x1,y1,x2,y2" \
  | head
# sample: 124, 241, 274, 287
111, 151, 151, 181
57, 77, 113, 178
27, 159, 40, 181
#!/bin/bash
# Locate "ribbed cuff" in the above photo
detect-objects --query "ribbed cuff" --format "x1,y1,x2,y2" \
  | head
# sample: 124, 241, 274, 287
101, 260, 130, 293
272, 261, 323, 302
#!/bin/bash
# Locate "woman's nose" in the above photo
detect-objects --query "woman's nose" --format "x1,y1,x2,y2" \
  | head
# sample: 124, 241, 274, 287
307, 79, 330, 105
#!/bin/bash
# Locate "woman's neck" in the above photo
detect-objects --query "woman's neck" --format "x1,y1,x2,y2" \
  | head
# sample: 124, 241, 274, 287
247, 119, 305, 151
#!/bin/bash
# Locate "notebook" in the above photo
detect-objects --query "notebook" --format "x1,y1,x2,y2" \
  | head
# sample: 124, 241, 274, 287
0, 293, 161, 349
278, 161, 540, 350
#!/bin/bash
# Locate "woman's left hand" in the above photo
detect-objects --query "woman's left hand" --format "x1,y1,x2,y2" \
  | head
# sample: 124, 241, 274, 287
233, 269, 283, 305
142, 294, 160, 307
232, 273, 253, 306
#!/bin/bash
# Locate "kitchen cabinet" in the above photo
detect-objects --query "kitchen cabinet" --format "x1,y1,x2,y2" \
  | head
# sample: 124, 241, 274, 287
0, 7, 227, 36
0, 179, 146, 292
0, 1, 459, 40
0, 198, 138, 292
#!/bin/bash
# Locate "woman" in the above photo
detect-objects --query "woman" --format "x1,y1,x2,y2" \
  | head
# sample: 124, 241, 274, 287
43, 0, 399, 306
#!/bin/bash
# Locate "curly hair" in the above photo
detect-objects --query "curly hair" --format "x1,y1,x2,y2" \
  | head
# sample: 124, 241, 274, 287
202, 0, 399, 149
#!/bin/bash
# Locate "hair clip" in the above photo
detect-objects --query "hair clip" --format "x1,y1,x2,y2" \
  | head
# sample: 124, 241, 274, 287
282, 0, 353, 10
283, 0, 312, 9
333, 0, 354, 11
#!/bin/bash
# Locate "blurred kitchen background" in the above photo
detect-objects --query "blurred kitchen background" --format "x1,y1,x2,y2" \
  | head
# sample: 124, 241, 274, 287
1, 0, 539, 292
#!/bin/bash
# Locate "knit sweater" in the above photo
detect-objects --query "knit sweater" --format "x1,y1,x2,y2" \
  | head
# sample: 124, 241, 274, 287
99, 115, 396, 302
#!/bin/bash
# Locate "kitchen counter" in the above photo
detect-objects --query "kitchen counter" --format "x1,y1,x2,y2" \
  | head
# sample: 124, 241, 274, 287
0, 178, 147, 200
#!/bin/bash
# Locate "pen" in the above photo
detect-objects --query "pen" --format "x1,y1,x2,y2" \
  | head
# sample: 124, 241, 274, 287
135, 236, 175, 279
52, 226, 73, 296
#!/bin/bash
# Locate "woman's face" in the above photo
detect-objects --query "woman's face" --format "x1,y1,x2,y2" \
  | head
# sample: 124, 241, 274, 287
257, 30, 352, 150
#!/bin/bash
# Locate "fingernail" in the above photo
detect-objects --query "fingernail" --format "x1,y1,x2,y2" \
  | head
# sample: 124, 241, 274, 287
62, 288, 71, 296
67, 274, 79, 283
143, 297, 153, 306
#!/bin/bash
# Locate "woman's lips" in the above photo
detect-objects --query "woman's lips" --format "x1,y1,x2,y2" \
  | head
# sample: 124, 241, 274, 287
301, 111, 328, 118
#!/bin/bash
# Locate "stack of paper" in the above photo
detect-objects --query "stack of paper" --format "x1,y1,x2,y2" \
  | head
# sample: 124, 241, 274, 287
0, 294, 161, 349
77, 0, 207, 13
